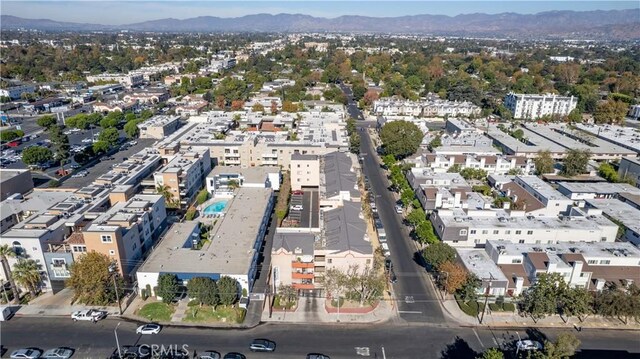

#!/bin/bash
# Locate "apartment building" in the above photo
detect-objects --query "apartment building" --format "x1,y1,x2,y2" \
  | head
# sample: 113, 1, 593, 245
499, 176, 574, 216
584, 199, 640, 246
95, 149, 162, 188
137, 187, 274, 296
431, 206, 618, 248
291, 154, 320, 191
417, 154, 533, 175
557, 181, 640, 201
0, 169, 33, 201
618, 157, 640, 187
153, 148, 211, 208
123, 88, 169, 104
137, 115, 180, 139
82, 194, 167, 279
319, 152, 360, 209
407, 168, 473, 211
206, 165, 281, 193
0, 83, 36, 100
86, 73, 144, 88
373, 96, 481, 118
504, 93, 578, 120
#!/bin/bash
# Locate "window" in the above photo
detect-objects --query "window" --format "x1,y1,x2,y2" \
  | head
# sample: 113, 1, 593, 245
101, 235, 113, 243
599, 260, 611, 265
493, 230, 499, 235
535, 240, 541, 244
505, 230, 511, 235
459, 229, 467, 235
512, 259, 522, 264
482, 230, 488, 235
515, 230, 522, 235
327, 259, 332, 264
52, 258, 66, 266
109, 250, 115, 255
452, 240, 459, 243
519, 240, 525, 244
527, 230, 533, 235
601, 237, 607, 242
470, 230, 476, 234
297, 164, 300, 168
72, 245, 87, 253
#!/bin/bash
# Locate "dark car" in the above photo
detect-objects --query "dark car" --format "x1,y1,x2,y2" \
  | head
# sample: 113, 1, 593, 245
384, 258, 393, 271
222, 353, 246, 359
249, 339, 276, 352
389, 268, 398, 283
307, 354, 331, 359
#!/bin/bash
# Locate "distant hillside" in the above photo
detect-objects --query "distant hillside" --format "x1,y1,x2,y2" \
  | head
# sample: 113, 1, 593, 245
2, 9, 639, 40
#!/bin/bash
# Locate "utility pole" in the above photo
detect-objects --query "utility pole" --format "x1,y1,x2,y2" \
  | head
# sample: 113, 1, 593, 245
479, 273, 495, 325
515, 331, 522, 358
336, 289, 341, 323
381, 346, 386, 359
114, 322, 122, 359
109, 263, 123, 315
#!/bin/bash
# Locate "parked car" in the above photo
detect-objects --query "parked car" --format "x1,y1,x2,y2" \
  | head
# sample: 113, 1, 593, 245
222, 353, 246, 359
41, 347, 74, 359
71, 309, 107, 322
136, 323, 162, 335
395, 204, 403, 214
292, 190, 304, 195
389, 268, 398, 283
306, 354, 330, 359
384, 258, 393, 271
10, 348, 42, 359
198, 351, 221, 359
249, 339, 276, 352
290, 205, 303, 211
516, 340, 543, 351
381, 243, 390, 257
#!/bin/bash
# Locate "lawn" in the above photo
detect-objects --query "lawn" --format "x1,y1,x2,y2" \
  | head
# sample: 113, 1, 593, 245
184, 305, 246, 324
137, 302, 175, 322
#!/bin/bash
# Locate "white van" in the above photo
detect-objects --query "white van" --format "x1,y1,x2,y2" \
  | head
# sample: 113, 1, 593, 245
0, 306, 14, 321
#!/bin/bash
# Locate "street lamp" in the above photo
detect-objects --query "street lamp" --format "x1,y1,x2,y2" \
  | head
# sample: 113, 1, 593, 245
108, 263, 123, 315
114, 322, 122, 359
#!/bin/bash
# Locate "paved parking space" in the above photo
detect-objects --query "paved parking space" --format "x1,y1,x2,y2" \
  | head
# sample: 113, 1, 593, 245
60, 138, 156, 189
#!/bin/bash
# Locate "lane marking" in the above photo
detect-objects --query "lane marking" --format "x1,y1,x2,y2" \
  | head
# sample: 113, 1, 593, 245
473, 329, 485, 348
398, 310, 422, 314
355, 347, 370, 356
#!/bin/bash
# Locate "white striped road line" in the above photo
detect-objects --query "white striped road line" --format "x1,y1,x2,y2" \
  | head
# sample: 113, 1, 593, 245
397, 310, 422, 314
473, 328, 485, 348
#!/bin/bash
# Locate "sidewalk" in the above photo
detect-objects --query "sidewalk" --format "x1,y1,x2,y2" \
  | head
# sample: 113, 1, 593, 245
439, 296, 640, 331
261, 296, 397, 324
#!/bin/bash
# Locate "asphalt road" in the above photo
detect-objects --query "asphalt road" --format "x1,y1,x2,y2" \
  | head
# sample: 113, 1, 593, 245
3, 317, 640, 359
338, 83, 444, 323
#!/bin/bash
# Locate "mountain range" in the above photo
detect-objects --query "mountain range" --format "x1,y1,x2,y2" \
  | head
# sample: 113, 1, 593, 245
2, 9, 639, 40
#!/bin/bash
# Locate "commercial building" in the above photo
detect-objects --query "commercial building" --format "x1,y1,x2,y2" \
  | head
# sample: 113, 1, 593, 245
153, 148, 211, 208
0, 169, 33, 201
137, 115, 180, 139
503, 93, 577, 120
206, 165, 281, 193
136, 187, 275, 296
290, 154, 320, 191
82, 194, 167, 279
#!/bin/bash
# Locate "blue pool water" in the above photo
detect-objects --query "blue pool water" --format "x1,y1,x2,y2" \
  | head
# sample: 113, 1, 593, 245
203, 200, 229, 215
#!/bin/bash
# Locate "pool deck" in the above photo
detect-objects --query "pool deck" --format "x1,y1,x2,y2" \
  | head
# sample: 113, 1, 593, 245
199, 193, 235, 218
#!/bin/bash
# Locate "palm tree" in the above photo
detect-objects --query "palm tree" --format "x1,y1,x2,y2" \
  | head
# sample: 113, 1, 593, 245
0, 244, 20, 304
156, 185, 174, 204
12, 259, 42, 298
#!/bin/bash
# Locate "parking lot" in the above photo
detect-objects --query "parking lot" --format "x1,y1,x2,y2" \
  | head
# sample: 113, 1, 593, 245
287, 190, 319, 229
60, 138, 156, 189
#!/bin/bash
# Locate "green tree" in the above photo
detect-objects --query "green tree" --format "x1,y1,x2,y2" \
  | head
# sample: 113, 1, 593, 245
567, 108, 583, 123
0, 245, 20, 304
598, 162, 619, 183
561, 148, 590, 177
559, 286, 592, 323
98, 127, 120, 147
379, 121, 423, 159
12, 259, 42, 298
65, 114, 90, 129
406, 207, 426, 226
251, 103, 265, 113
541, 333, 581, 359
66, 252, 124, 305
520, 272, 567, 323
428, 135, 442, 150
156, 273, 179, 304
512, 129, 524, 140
100, 117, 119, 128
382, 154, 397, 168
278, 283, 298, 305
92, 140, 110, 154
349, 133, 361, 154
36, 115, 57, 129
124, 119, 140, 139
594, 99, 628, 125
0, 129, 24, 142
186, 277, 219, 307
216, 276, 239, 306
447, 164, 462, 173
415, 219, 438, 245
477, 348, 504, 359
49, 125, 70, 163
457, 274, 481, 302
196, 189, 210, 205
422, 242, 456, 270
21, 147, 53, 165
534, 150, 555, 175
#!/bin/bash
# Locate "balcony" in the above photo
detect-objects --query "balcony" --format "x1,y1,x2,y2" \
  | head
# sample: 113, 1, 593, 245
262, 159, 278, 165
292, 261, 314, 269
292, 283, 315, 290
292, 272, 314, 280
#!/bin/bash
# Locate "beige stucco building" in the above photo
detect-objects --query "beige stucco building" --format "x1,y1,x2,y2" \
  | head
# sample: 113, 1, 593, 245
290, 154, 320, 190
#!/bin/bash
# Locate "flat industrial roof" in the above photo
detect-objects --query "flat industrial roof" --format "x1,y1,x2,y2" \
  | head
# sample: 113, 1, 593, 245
0, 169, 29, 182
558, 182, 640, 196
457, 249, 509, 282
138, 187, 272, 275
584, 198, 640, 235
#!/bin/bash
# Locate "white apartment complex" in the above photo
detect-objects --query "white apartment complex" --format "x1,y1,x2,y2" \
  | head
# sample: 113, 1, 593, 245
86, 73, 144, 88
373, 95, 481, 118
504, 92, 577, 120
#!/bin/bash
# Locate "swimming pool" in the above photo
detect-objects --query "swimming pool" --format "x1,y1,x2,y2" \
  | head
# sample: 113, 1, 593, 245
203, 199, 229, 215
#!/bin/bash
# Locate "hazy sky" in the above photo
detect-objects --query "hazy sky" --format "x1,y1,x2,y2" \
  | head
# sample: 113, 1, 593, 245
3, 1, 637, 25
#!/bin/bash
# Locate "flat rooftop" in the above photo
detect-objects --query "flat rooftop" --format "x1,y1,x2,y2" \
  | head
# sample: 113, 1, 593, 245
138, 115, 179, 128
558, 182, 640, 196
0, 168, 29, 182
207, 165, 280, 185
573, 123, 640, 154
139, 187, 272, 275
515, 175, 569, 201
523, 123, 635, 156
584, 199, 640, 235
457, 248, 509, 282
487, 239, 640, 260
487, 124, 566, 154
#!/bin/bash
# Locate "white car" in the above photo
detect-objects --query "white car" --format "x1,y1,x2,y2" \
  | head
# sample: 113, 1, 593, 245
10, 348, 42, 359
136, 323, 162, 335
516, 340, 543, 351
290, 205, 303, 211
71, 309, 107, 322
81, 138, 93, 143
395, 205, 403, 214
381, 243, 390, 256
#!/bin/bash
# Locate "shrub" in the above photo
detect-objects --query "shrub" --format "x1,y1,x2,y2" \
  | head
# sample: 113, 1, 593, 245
196, 189, 209, 205
185, 208, 197, 221
141, 288, 149, 301
235, 308, 247, 323
489, 303, 502, 311
47, 179, 60, 188
503, 302, 516, 312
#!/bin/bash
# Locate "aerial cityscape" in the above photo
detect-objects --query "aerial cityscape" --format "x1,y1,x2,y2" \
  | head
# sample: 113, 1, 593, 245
1, 1, 640, 358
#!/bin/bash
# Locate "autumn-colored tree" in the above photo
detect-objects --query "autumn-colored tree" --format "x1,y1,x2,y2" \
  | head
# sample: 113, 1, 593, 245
231, 100, 244, 111
270, 101, 278, 115
363, 89, 380, 107
438, 261, 468, 294
252, 103, 265, 113
282, 100, 297, 113
215, 95, 226, 109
